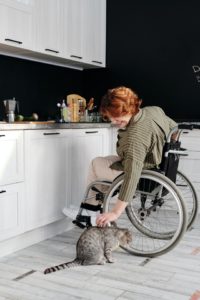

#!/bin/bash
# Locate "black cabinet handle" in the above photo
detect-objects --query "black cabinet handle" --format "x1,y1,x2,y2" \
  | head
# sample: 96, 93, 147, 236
85, 131, 98, 134
43, 132, 60, 135
92, 60, 102, 64
70, 55, 82, 59
45, 48, 59, 54
0, 135, 6, 138
5, 38, 23, 44
0, 190, 6, 194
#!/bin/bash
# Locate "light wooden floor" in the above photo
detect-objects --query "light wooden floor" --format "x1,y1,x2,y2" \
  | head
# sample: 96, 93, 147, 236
0, 217, 200, 300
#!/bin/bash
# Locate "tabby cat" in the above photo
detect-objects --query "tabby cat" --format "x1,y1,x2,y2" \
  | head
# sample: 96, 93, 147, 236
44, 226, 132, 274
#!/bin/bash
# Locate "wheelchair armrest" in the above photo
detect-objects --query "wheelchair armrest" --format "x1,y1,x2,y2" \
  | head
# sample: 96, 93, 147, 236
168, 149, 188, 156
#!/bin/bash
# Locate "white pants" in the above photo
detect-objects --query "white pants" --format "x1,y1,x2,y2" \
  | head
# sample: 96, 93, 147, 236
85, 155, 123, 205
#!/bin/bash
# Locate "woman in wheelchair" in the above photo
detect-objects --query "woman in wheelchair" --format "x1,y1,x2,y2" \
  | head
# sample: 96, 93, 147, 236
76, 86, 177, 227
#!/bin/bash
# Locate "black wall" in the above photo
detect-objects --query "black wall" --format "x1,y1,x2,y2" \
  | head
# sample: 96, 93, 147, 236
1, 1, 200, 121
104, 0, 200, 120
0, 56, 83, 120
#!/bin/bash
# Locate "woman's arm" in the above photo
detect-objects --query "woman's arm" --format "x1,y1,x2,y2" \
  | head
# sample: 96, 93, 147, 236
96, 199, 128, 226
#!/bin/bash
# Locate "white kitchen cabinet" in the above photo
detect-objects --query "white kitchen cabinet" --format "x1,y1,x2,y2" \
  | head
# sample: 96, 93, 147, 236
0, 0, 106, 69
62, 0, 84, 63
110, 126, 118, 155
62, 0, 106, 67
24, 129, 71, 230
0, 0, 35, 50
0, 130, 24, 186
84, 0, 106, 67
0, 130, 25, 242
0, 182, 25, 241
34, 0, 63, 57
70, 128, 110, 208
179, 129, 200, 198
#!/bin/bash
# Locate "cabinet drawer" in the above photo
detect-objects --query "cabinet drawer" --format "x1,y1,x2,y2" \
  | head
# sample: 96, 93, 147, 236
0, 182, 25, 242
0, 131, 24, 185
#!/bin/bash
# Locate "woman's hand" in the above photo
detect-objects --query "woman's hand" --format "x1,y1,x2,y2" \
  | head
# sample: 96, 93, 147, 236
96, 212, 118, 227
96, 199, 128, 227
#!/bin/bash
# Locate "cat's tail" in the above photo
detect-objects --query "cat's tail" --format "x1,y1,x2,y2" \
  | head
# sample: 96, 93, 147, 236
44, 259, 81, 274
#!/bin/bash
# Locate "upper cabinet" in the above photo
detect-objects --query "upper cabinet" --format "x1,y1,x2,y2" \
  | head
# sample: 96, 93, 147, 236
62, 0, 106, 67
84, 0, 106, 67
62, 0, 84, 63
34, 0, 63, 57
0, 0, 35, 50
0, 0, 106, 69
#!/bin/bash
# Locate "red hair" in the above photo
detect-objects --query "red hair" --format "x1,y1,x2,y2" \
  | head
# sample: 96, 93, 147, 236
100, 86, 142, 119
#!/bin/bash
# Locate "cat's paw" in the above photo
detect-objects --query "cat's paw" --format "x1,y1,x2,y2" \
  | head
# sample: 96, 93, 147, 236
107, 258, 115, 263
98, 259, 106, 265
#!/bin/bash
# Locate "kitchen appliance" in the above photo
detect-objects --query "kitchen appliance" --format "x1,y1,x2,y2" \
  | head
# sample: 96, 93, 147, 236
3, 98, 18, 122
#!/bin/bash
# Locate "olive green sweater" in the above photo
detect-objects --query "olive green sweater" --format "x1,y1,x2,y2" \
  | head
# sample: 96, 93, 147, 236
110, 106, 177, 203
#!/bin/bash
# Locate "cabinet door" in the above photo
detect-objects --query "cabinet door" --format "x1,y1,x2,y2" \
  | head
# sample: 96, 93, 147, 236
179, 131, 200, 182
84, 0, 106, 67
25, 130, 71, 230
0, 0, 34, 49
0, 182, 25, 242
34, 0, 62, 56
62, 0, 84, 63
179, 130, 200, 198
110, 127, 118, 155
0, 130, 24, 185
70, 128, 110, 208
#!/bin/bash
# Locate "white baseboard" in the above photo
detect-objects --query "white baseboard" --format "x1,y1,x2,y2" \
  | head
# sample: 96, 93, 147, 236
0, 218, 74, 258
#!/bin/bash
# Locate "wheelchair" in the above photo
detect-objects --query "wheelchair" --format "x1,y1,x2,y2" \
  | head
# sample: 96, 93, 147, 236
73, 124, 199, 257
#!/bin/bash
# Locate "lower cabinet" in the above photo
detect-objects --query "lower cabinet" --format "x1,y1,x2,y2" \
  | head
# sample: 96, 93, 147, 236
0, 130, 24, 186
70, 128, 110, 208
179, 129, 200, 199
0, 130, 25, 242
0, 182, 25, 242
0, 127, 110, 244
24, 129, 72, 230
110, 126, 118, 155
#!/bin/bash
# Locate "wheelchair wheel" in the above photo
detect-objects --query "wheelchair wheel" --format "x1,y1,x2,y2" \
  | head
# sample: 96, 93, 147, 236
103, 170, 187, 257
176, 170, 199, 230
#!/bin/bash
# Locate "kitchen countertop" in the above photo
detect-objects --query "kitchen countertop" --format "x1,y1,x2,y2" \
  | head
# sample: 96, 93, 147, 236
1, 121, 199, 131
0, 121, 112, 130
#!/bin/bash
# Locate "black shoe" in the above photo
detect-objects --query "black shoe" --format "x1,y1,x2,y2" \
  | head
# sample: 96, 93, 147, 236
72, 214, 92, 228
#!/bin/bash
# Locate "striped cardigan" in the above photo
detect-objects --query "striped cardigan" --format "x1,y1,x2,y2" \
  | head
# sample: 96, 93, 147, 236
110, 106, 177, 203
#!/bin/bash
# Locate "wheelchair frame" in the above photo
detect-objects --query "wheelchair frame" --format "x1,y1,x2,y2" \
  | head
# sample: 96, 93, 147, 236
72, 123, 199, 257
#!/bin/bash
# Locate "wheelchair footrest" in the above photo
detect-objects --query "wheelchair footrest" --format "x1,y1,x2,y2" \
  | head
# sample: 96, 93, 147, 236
80, 202, 102, 212
72, 214, 92, 228
72, 219, 86, 229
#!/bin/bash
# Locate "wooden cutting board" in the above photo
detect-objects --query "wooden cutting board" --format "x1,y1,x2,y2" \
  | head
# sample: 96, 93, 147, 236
66, 94, 86, 107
